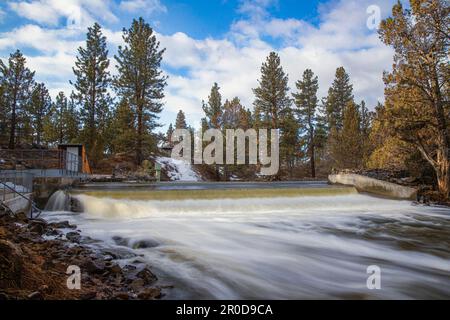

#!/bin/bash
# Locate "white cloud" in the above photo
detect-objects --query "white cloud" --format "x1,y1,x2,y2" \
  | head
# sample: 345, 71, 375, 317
8, 0, 118, 27
119, 0, 167, 14
1, 0, 396, 128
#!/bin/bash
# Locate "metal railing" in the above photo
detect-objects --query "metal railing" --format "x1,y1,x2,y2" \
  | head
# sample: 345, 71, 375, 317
0, 171, 41, 218
0, 149, 83, 177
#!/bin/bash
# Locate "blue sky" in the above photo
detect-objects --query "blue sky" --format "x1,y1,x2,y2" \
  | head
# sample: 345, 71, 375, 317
0, 0, 397, 131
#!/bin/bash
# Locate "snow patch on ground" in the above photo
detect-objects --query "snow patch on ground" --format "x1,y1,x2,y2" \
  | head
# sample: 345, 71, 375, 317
156, 157, 201, 181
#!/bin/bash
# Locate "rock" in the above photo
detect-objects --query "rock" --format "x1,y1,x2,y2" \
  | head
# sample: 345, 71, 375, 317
80, 291, 97, 300
28, 220, 47, 235
49, 221, 76, 229
132, 239, 159, 249
0, 240, 24, 288
66, 232, 81, 243
113, 292, 130, 300
136, 267, 157, 285
15, 212, 28, 222
130, 278, 145, 292
123, 264, 137, 273
109, 264, 122, 274
29, 224, 45, 235
112, 236, 129, 246
28, 291, 43, 300
101, 248, 136, 260
38, 285, 49, 293
137, 288, 162, 300
0, 292, 10, 300
81, 259, 106, 274
45, 229, 62, 237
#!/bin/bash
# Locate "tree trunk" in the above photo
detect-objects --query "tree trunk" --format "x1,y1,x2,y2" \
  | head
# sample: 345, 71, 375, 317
436, 146, 450, 199
310, 143, 316, 178
8, 98, 16, 149
136, 104, 143, 165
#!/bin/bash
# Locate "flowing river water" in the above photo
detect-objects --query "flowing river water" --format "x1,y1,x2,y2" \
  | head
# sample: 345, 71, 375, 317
43, 187, 450, 299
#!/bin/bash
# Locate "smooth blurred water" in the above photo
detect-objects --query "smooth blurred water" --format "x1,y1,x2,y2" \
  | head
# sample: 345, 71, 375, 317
43, 193, 450, 299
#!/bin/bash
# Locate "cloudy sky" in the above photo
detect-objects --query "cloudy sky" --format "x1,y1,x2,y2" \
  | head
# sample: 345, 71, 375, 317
0, 0, 397, 130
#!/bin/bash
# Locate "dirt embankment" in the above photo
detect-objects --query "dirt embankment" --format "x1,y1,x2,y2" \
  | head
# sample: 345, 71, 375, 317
0, 211, 164, 300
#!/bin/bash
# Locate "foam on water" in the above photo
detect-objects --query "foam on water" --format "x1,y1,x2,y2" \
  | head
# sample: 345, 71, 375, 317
43, 193, 450, 299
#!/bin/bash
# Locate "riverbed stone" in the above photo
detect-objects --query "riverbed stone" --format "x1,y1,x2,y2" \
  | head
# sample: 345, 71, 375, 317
137, 288, 162, 300
136, 267, 157, 285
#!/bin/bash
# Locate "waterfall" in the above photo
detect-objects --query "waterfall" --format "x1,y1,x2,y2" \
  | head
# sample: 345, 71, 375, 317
72, 193, 410, 219
45, 190, 70, 211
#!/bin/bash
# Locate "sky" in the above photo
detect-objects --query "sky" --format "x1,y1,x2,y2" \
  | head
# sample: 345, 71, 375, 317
0, 0, 398, 131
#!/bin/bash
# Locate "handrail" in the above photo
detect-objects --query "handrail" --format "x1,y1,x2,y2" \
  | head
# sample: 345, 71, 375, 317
0, 181, 41, 219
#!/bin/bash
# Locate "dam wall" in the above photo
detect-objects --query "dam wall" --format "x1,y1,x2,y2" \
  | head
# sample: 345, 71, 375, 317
328, 173, 417, 200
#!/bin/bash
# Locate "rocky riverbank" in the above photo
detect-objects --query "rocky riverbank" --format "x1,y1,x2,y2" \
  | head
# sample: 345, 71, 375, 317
0, 211, 164, 300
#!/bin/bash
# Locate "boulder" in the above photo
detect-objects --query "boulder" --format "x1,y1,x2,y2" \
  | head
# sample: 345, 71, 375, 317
136, 267, 157, 285
137, 288, 162, 300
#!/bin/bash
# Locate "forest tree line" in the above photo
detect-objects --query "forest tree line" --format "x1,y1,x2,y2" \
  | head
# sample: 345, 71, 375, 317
0, 1, 448, 197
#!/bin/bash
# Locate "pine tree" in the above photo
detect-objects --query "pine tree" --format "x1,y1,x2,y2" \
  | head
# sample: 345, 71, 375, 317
166, 123, 174, 144
293, 69, 319, 178
109, 98, 136, 154
280, 110, 300, 177
222, 97, 248, 129
115, 17, 167, 165
175, 110, 187, 129
54, 92, 68, 144
222, 97, 252, 180
72, 23, 111, 165
202, 83, 223, 129
64, 95, 80, 143
0, 82, 8, 144
253, 52, 292, 178
253, 52, 291, 129
330, 101, 363, 169
0, 50, 35, 149
28, 83, 52, 146
201, 83, 224, 179
324, 67, 354, 131
44, 92, 80, 145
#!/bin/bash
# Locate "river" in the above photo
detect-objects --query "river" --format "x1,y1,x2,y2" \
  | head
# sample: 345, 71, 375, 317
43, 188, 450, 299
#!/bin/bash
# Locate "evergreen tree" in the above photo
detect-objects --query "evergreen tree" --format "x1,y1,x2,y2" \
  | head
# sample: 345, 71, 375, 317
324, 67, 354, 131
108, 98, 136, 154
0, 82, 8, 144
253, 52, 291, 129
0, 50, 35, 149
222, 97, 252, 180
44, 92, 80, 145
253, 52, 292, 177
166, 123, 174, 144
65, 95, 80, 143
293, 69, 319, 177
28, 83, 52, 146
54, 92, 68, 144
202, 83, 223, 129
330, 101, 363, 169
115, 17, 167, 165
72, 22, 111, 165
222, 97, 248, 129
202, 83, 224, 179
358, 100, 373, 164
175, 110, 187, 129
280, 110, 300, 177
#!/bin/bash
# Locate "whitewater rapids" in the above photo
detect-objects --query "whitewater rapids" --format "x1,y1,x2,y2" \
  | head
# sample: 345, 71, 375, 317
43, 192, 450, 299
